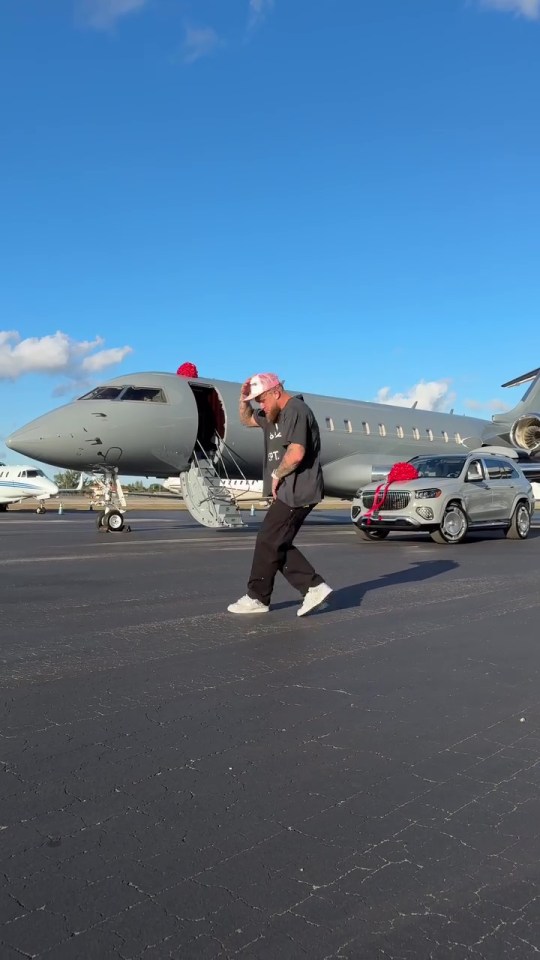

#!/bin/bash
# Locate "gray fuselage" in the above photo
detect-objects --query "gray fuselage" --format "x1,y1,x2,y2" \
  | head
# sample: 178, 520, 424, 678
6, 372, 513, 497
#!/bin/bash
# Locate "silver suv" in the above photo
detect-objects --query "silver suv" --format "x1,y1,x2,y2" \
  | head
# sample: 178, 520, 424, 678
351, 453, 535, 544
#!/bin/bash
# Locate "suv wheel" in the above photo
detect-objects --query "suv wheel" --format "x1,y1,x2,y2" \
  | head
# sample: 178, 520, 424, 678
430, 503, 468, 544
354, 525, 390, 541
505, 501, 531, 540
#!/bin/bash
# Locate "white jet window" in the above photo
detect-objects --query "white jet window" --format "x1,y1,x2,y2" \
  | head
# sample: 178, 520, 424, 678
396, 426, 404, 438
378, 424, 386, 437
325, 417, 334, 431
362, 421, 370, 435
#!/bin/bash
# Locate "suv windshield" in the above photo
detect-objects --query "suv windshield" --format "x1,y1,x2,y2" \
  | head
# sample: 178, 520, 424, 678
409, 456, 467, 479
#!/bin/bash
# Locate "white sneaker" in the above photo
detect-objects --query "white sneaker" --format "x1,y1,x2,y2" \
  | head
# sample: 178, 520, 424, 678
227, 595, 269, 614
297, 582, 333, 617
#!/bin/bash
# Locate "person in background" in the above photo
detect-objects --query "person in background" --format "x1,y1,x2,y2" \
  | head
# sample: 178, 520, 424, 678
228, 372, 333, 617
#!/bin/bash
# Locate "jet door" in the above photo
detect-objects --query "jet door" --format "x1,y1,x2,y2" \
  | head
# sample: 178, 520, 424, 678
189, 384, 225, 457
180, 385, 244, 528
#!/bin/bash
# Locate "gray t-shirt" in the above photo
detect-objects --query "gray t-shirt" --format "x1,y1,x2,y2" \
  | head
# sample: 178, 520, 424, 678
254, 396, 324, 507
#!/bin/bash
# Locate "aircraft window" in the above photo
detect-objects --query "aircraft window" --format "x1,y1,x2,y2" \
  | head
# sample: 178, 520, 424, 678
325, 417, 334, 431
25, 470, 41, 478
396, 426, 404, 438
18, 471, 26, 478
362, 421, 370, 435
120, 387, 167, 402
454, 432, 462, 443
426, 428, 433, 441
413, 427, 420, 440
78, 386, 125, 400
378, 424, 386, 437
442, 430, 449, 443
344, 419, 352, 433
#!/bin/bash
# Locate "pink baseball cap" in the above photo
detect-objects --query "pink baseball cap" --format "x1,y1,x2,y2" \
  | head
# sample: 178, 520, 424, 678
245, 372, 281, 401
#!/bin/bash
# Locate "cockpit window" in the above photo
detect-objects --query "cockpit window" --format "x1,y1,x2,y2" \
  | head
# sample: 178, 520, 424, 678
119, 387, 166, 402
25, 469, 44, 478
78, 385, 167, 402
409, 456, 467, 478
78, 386, 125, 400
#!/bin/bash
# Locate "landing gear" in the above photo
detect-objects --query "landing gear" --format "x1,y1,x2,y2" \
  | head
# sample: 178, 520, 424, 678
90, 469, 129, 533
96, 509, 125, 532
36, 504, 46, 515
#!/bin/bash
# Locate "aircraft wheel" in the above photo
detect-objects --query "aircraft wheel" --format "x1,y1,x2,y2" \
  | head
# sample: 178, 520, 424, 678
96, 511, 106, 529
0, 503, 8, 512
505, 501, 531, 540
36, 505, 46, 515
354, 524, 389, 541
105, 510, 125, 532
431, 503, 468, 544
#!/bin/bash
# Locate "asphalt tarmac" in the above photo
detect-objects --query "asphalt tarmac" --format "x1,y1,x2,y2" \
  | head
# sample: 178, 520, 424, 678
1, 508, 540, 959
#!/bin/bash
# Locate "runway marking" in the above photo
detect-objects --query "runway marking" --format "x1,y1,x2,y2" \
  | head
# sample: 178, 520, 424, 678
0, 533, 355, 565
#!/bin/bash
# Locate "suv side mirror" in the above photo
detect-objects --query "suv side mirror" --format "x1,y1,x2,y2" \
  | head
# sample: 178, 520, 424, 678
466, 468, 482, 482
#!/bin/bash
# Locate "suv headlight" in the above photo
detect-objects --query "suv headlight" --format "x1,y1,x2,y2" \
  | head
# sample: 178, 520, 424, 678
415, 488, 442, 499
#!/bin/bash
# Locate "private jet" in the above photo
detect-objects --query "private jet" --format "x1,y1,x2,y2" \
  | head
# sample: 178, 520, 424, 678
6, 365, 540, 531
0, 463, 59, 513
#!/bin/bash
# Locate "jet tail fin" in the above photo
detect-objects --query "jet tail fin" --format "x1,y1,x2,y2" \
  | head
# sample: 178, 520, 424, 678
492, 366, 540, 424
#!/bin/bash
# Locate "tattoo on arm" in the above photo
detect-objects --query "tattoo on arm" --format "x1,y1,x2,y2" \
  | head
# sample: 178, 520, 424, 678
273, 444, 305, 480
239, 398, 255, 426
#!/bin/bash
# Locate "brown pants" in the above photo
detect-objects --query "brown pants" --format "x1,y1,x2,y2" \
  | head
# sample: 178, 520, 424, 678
247, 498, 324, 606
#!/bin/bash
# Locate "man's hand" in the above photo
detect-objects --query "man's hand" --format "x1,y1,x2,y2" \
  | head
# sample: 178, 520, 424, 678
239, 380, 259, 428
240, 378, 252, 400
271, 474, 281, 500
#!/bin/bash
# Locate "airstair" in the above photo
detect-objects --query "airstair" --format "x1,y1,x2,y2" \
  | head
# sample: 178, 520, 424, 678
179, 444, 247, 529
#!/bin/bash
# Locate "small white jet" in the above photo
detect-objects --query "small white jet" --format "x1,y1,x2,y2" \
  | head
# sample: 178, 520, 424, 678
0, 463, 59, 513
162, 476, 263, 498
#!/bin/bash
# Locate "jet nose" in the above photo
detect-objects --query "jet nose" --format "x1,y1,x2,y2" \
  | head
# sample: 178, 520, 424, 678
7, 424, 54, 460
7, 410, 78, 466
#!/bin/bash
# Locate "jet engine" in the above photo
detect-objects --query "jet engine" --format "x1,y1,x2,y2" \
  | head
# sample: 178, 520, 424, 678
510, 413, 540, 454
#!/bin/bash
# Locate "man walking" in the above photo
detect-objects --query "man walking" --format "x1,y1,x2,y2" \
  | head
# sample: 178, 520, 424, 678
228, 372, 332, 617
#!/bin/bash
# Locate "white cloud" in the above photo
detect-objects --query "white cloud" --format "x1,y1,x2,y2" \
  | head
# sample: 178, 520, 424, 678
82, 347, 133, 372
375, 379, 456, 412
80, 0, 148, 30
0, 330, 132, 382
183, 26, 223, 64
464, 397, 510, 413
480, 0, 540, 19
248, 0, 275, 30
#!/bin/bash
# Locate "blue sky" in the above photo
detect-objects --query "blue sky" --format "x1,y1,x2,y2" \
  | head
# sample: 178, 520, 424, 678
1, 0, 540, 473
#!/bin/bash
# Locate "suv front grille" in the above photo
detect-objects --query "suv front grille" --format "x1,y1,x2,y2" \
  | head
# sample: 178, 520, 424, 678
362, 490, 411, 511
